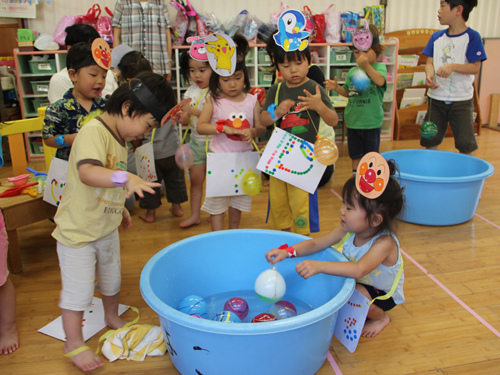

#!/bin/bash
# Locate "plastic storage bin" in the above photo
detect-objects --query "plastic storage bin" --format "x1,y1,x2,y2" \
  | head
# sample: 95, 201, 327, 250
331, 50, 352, 64
28, 59, 56, 74
30, 80, 50, 94
331, 68, 350, 81
257, 50, 272, 64
32, 98, 50, 111
258, 71, 274, 85
30, 138, 44, 155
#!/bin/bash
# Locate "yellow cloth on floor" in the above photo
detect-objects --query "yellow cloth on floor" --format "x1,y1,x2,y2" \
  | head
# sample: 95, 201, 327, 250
102, 324, 167, 362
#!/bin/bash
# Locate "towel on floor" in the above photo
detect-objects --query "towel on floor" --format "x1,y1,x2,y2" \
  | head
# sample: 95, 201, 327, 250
102, 324, 167, 362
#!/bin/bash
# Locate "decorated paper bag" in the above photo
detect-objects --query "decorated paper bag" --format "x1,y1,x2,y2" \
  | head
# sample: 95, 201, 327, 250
206, 152, 260, 198
134, 142, 157, 182
324, 4, 341, 43
43, 157, 68, 207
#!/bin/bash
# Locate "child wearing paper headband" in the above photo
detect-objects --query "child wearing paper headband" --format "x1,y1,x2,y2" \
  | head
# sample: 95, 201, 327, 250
266, 153, 405, 338
52, 72, 169, 371
325, 22, 387, 177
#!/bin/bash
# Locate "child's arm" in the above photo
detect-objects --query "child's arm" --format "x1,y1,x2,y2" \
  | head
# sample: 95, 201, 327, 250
324, 77, 349, 97
260, 100, 295, 127
43, 133, 78, 148
297, 85, 338, 127
265, 226, 347, 265
437, 60, 481, 79
197, 97, 242, 137
425, 57, 440, 89
296, 235, 398, 280
42, 105, 78, 148
78, 164, 160, 199
240, 102, 266, 143
357, 55, 385, 87
176, 102, 202, 125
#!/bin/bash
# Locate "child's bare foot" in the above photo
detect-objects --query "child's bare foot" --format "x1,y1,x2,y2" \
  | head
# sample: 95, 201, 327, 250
139, 209, 155, 223
64, 342, 103, 371
361, 314, 390, 338
104, 315, 128, 330
179, 215, 201, 228
170, 204, 184, 217
0, 324, 19, 354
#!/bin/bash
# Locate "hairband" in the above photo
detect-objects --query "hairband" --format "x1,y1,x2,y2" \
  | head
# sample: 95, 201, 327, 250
205, 33, 236, 77
352, 20, 377, 52
447, 0, 467, 6
274, 9, 310, 52
186, 36, 208, 62
70, 38, 111, 71
129, 79, 168, 126
235, 59, 245, 71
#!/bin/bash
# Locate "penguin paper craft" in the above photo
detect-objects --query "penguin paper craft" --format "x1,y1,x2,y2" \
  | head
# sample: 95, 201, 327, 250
273, 9, 310, 52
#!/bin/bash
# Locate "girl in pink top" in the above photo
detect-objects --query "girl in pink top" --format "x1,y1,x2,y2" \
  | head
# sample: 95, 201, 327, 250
198, 34, 266, 231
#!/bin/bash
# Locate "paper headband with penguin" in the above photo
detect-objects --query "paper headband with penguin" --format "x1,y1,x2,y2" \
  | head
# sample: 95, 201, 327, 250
71, 38, 112, 71
351, 20, 379, 51
274, 9, 310, 52
204, 33, 237, 77
355, 152, 405, 200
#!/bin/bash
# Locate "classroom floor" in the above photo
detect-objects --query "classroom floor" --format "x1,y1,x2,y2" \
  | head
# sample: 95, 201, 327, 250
1, 129, 500, 375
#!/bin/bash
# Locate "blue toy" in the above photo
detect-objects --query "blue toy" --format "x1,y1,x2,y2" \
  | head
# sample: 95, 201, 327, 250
212, 310, 241, 323
273, 9, 310, 52
178, 295, 207, 318
351, 68, 371, 93
270, 300, 298, 319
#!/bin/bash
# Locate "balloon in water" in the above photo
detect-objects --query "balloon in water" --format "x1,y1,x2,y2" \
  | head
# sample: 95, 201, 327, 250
251, 313, 277, 323
314, 137, 339, 166
255, 268, 286, 303
178, 295, 207, 318
351, 68, 370, 92
175, 144, 194, 169
242, 171, 262, 196
270, 300, 297, 319
223, 297, 249, 319
420, 121, 438, 139
212, 310, 241, 323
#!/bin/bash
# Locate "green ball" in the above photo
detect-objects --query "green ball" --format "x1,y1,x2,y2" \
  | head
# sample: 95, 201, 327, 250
420, 121, 438, 139
241, 171, 262, 196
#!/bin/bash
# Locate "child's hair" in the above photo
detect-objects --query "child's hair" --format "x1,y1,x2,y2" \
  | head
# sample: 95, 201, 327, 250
64, 23, 100, 47
267, 30, 312, 70
208, 34, 251, 101
355, 23, 386, 57
446, 0, 478, 21
118, 51, 153, 80
342, 160, 405, 235
179, 49, 210, 87
66, 43, 93, 72
105, 71, 176, 122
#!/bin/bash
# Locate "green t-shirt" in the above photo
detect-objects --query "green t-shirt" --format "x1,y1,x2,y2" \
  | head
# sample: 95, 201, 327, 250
343, 63, 387, 130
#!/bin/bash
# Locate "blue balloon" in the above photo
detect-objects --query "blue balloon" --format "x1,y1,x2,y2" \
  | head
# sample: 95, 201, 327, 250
178, 295, 207, 318
351, 68, 371, 93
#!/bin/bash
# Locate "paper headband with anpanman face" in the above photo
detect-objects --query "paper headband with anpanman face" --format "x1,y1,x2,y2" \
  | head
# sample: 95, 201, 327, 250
273, 9, 310, 52
355, 152, 391, 199
187, 36, 208, 62
204, 33, 236, 77
91, 38, 111, 70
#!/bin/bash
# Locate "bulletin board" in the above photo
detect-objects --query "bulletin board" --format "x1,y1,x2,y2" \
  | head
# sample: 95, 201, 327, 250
0, 0, 36, 19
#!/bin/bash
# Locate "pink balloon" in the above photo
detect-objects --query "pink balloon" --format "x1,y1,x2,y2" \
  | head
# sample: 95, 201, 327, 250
175, 144, 194, 169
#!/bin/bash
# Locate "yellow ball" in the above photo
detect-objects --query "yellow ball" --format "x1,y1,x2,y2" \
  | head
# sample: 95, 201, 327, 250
242, 171, 262, 196
314, 137, 338, 166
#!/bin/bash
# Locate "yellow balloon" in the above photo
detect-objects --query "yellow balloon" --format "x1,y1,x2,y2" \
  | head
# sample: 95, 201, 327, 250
314, 137, 338, 166
242, 171, 262, 196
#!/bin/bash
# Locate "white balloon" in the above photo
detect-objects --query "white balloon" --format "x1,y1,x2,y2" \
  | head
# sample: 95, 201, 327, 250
255, 268, 286, 303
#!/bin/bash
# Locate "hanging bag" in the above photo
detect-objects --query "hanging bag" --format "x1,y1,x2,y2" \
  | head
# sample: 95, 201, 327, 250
302, 6, 316, 42
97, 7, 114, 43
77, 4, 101, 30
270, 2, 289, 27
170, 0, 188, 46
324, 4, 341, 43
53, 15, 78, 46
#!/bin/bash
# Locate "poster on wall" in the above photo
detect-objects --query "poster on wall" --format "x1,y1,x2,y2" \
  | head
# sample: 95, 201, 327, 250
0, 0, 36, 18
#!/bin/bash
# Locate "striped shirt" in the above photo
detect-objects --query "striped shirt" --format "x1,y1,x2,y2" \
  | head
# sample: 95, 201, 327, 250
112, 0, 171, 75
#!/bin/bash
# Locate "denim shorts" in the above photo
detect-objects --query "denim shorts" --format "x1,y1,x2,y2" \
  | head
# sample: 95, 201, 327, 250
347, 127, 382, 160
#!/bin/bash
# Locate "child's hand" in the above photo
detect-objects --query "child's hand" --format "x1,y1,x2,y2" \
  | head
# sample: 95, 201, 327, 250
265, 248, 289, 265
436, 64, 454, 79
324, 77, 338, 91
297, 86, 324, 112
119, 208, 132, 232
426, 74, 440, 89
276, 99, 295, 118
356, 53, 370, 69
296, 260, 322, 279
125, 174, 161, 199
172, 112, 184, 123
239, 128, 254, 144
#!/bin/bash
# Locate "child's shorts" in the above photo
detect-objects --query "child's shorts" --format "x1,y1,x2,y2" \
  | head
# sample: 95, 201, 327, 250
57, 229, 121, 311
267, 176, 320, 234
0, 225, 9, 286
420, 98, 477, 154
190, 138, 207, 165
139, 155, 188, 210
201, 195, 252, 215
362, 284, 397, 311
347, 127, 381, 160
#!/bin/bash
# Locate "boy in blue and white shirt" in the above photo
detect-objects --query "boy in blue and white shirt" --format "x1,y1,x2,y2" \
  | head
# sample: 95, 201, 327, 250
422, 0, 486, 154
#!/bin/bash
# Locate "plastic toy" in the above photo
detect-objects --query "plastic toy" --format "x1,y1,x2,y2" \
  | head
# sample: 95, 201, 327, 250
0, 182, 38, 198
241, 170, 262, 196
8, 174, 30, 187
212, 310, 241, 323
420, 121, 438, 139
26, 167, 47, 177
314, 137, 339, 166
255, 267, 286, 303
223, 297, 249, 319
178, 295, 207, 318
270, 300, 297, 319
351, 68, 371, 93
251, 313, 277, 323
250, 87, 266, 107
175, 144, 195, 169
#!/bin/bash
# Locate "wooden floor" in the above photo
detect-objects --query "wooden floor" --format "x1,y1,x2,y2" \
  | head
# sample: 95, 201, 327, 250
2, 129, 500, 374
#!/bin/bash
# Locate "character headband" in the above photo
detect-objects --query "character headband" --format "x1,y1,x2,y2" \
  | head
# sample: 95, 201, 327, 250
205, 33, 236, 77
69, 38, 112, 71
352, 20, 376, 51
273, 9, 310, 52
129, 79, 169, 126
187, 36, 208, 62
447, 0, 467, 6
356, 152, 392, 199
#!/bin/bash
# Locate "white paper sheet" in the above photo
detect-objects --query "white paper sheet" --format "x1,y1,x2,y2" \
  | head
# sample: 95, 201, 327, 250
43, 157, 68, 207
135, 142, 157, 182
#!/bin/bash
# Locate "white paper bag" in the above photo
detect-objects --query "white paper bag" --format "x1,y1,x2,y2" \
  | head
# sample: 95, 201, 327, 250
206, 152, 260, 198
134, 143, 157, 182
43, 157, 68, 207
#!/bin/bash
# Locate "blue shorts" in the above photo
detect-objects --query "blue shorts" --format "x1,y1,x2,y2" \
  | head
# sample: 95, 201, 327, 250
347, 127, 381, 160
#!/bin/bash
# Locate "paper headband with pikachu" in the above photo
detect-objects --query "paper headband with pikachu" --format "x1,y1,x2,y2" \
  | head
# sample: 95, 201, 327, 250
351, 20, 379, 51
274, 9, 310, 52
204, 33, 236, 77
355, 152, 391, 199
187, 36, 208, 62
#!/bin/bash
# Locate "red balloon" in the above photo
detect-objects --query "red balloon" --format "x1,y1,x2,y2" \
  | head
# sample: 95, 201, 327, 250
250, 87, 266, 106
251, 313, 277, 323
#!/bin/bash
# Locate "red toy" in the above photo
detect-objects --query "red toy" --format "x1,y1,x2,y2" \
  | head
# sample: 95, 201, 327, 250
251, 313, 277, 323
0, 182, 38, 198
250, 87, 266, 107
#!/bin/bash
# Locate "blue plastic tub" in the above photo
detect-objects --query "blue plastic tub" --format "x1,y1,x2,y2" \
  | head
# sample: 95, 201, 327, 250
140, 229, 355, 375
382, 149, 494, 226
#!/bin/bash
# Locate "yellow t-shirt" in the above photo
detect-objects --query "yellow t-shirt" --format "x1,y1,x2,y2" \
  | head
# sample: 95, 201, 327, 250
52, 117, 128, 248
